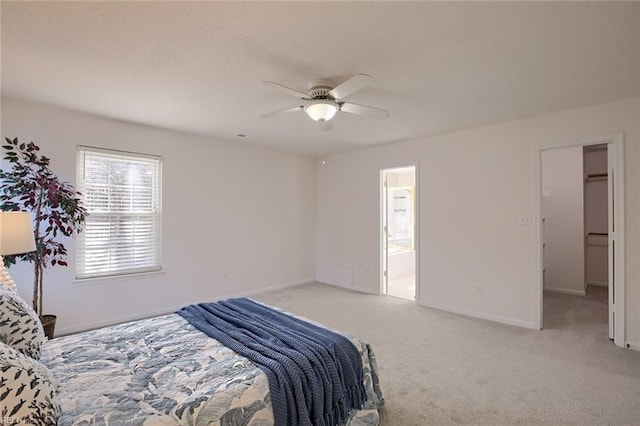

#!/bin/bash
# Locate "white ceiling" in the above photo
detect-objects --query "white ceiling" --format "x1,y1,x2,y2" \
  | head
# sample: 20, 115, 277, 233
2, 1, 639, 157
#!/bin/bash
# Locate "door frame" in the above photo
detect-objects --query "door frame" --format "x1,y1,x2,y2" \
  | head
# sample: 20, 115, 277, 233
534, 133, 625, 347
380, 165, 419, 301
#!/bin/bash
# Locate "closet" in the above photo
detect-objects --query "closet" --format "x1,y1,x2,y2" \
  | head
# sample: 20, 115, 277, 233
541, 144, 608, 295
583, 144, 608, 291
541, 138, 623, 343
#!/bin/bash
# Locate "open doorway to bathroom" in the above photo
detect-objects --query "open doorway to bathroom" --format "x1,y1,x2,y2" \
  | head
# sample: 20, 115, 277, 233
381, 166, 416, 300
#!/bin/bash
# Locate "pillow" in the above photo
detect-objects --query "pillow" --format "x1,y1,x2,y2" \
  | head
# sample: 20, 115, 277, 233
0, 287, 47, 359
0, 279, 18, 293
0, 265, 19, 292
0, 341, 58, 424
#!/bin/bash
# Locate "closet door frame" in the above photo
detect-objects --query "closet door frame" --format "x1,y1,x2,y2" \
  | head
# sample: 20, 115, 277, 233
534, 133, 625, 347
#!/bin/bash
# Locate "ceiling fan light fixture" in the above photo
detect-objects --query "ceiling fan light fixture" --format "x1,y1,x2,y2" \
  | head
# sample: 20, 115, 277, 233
304, 100, 339, 122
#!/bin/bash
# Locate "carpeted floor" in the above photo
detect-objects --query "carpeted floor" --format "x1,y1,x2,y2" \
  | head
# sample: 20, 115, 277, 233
252, 282, 640, 425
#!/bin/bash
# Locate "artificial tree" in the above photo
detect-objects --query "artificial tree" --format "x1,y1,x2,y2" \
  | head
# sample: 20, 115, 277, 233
0, 137, 87, 327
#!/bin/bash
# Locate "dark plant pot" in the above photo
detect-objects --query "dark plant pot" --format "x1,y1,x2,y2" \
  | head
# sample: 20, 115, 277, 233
41, 314, 57, 339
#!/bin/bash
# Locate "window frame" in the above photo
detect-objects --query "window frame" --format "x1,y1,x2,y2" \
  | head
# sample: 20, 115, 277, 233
75, 145, 163, 280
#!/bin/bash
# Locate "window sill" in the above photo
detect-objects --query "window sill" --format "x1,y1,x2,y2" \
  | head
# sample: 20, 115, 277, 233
73, 269, 165, 286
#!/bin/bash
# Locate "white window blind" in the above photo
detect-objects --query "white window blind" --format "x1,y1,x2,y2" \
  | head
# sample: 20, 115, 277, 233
76, 146, 162, 279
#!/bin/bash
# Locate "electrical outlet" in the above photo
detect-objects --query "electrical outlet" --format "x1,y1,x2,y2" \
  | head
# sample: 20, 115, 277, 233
222, 273, 228, 281
476, 285, 483, 296
519, 217, 531, 225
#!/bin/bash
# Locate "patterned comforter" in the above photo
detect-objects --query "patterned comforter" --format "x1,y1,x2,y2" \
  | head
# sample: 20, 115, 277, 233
40, 312, 384, 425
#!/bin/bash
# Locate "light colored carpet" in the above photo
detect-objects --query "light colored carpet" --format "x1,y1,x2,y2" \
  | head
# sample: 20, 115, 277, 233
252, 282, 640, 425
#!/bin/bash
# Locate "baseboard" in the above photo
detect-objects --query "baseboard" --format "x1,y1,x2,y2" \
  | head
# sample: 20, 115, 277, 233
544, 287, 586, 296
418, 300, 537, 329
56, 278, 313, 336
315, 277, 336, 288
624, 341, 640, 351
586, 281, 608, 288
350, 285, 379, 295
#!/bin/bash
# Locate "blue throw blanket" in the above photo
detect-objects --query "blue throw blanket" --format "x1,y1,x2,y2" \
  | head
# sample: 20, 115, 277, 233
177, 298, 367, 426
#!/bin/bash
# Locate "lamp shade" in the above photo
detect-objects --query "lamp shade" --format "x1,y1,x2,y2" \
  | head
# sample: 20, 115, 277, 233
304, 100, 339, 122
0, 212, 36, 255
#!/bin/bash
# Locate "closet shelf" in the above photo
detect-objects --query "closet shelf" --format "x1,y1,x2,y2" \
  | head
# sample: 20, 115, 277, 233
585, 172, 608, 180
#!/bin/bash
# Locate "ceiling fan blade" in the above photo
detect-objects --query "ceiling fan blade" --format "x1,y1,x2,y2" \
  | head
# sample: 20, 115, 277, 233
328, 74, 373, 100
340, 102, 389, 119
263, 81, 309, 99
319, 120, 333, 132
260, 105, 304, 119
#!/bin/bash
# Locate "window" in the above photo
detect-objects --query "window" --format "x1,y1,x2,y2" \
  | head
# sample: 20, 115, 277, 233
76, 146, 162, 279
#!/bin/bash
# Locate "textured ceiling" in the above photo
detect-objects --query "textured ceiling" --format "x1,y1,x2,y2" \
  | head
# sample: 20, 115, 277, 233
1, 1, 639, 157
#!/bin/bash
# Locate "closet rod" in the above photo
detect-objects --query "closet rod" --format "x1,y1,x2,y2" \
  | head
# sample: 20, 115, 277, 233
586, 232, 608, 236
585, 173, 608, 180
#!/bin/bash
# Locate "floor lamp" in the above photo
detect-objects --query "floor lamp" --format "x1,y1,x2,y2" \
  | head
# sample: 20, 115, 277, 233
0, 211, 36, 291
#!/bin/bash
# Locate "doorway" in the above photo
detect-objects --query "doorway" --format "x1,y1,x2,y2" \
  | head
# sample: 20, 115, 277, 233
537, 135, 625, 347
381, 166, 417, 300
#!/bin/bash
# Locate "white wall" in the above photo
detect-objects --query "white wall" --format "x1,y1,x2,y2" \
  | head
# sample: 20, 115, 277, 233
541, 146, 585, 295
0, 97, 316, 335
316, 97, 640, 345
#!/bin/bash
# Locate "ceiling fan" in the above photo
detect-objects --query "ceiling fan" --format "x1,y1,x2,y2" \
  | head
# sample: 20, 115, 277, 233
260, 74, 389, 131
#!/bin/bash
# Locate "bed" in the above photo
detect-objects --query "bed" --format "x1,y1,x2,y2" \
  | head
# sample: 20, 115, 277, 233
28, 298, 384, 425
